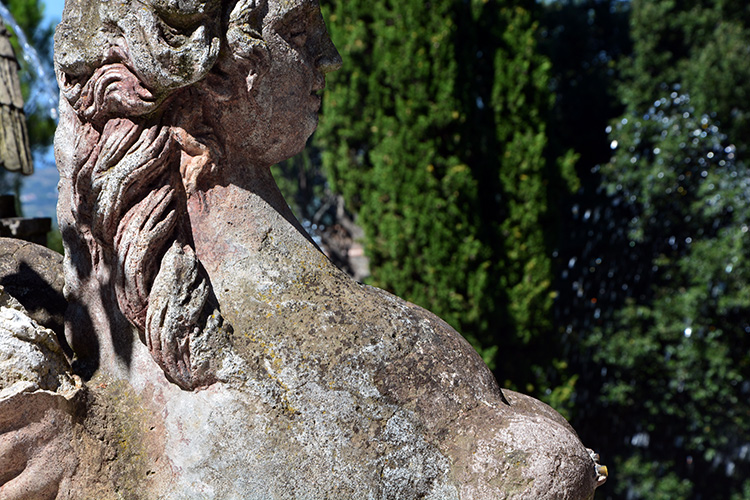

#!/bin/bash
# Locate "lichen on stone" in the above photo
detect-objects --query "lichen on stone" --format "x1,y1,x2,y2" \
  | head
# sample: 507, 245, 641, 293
0, 287, 77, 399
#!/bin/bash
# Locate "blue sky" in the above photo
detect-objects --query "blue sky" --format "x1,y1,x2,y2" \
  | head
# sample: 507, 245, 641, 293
42, 0, 64, 26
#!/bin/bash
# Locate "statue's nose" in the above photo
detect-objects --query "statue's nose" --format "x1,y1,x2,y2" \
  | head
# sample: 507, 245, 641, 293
316, 34, 342, 74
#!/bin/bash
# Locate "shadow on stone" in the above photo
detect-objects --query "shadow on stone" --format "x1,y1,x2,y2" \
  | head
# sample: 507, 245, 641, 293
0, 237, 67, 346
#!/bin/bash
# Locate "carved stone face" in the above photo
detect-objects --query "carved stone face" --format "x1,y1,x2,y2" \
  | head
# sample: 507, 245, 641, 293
228, 0, 341, 165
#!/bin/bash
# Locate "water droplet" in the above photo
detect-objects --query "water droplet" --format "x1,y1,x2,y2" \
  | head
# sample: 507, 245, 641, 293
631, 432, 650, 448
684, 327, 692, 338
726, 461, 736, 476
610, 140, 618, 149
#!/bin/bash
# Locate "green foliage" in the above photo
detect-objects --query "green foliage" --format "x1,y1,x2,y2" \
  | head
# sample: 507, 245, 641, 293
613, 455, 693, 500
46, 226, 62, 254
317, 0, 577, 402
585, 94, 750, 499
730, 480, 750, 500
6, 0, 45, 35
623, 0, 750, 151
541, 2, 750, 497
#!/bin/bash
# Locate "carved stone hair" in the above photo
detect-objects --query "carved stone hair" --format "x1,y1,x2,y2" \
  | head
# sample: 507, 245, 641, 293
54, 0, 267, 389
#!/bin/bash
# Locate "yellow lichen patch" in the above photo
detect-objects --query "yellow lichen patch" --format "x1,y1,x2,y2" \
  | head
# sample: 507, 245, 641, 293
79, 375, 162, 498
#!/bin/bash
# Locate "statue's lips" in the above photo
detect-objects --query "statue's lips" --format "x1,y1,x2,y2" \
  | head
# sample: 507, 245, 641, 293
311, 77, 325, 96
310, 89, 323, 108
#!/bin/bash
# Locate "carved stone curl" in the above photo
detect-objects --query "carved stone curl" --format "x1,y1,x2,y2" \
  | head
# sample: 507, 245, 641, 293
47, 0, 608, 497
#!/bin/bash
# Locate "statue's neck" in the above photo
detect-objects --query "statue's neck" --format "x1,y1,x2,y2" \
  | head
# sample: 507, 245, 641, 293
185, 163, 327, 312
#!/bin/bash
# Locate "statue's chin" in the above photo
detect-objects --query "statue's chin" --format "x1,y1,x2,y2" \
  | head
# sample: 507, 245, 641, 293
260, 112, 319, 166
299, 110, 320, 150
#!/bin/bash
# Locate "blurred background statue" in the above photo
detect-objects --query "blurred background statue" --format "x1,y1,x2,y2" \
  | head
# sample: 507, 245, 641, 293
0, 18, 32, 176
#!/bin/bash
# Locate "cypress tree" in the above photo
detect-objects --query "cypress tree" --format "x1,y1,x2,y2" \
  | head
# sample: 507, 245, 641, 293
316, 0, 577, 402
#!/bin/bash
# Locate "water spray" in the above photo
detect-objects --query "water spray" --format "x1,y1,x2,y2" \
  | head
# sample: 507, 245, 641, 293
0, 2, 58, 121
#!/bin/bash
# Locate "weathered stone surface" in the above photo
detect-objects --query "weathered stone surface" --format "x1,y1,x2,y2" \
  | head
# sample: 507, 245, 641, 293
0, 238, 66, 338
0, 289, 72, 396
33, 0, 612, 497
0, 281, 162, 500
0, 287, 81, 499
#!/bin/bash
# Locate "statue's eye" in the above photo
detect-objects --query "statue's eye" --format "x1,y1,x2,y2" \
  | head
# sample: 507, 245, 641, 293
289, 30, 307, 45
279, 9, 310, 47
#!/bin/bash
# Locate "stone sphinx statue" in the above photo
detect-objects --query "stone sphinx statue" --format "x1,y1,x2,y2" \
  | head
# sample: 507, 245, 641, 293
1, 0, 606, 497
